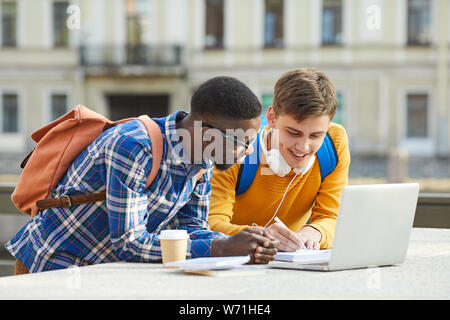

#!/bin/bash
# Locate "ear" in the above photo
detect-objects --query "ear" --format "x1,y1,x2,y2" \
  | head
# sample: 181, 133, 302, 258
267, 106, 277, 129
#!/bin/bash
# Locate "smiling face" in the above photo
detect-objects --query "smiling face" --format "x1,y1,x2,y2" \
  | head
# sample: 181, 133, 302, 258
266, 107, 330, 169
268, 68, 337, 169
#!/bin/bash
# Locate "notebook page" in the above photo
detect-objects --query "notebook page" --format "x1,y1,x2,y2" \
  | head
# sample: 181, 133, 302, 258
165, 256, 250, 270
274, 249, 332, 264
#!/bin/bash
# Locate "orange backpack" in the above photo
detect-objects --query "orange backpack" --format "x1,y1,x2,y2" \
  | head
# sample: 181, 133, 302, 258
11, 105, 163, 217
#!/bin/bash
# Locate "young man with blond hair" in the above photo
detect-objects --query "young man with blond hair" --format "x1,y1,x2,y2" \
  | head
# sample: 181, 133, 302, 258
208, 68, 351, 251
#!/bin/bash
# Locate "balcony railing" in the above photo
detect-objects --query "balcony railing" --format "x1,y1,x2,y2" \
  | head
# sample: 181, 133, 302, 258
79, 45, 184, 67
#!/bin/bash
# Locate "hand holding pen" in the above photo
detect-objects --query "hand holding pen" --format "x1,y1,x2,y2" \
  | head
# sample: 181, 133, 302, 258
264, 217, 307, 252
274, 217, 307, 250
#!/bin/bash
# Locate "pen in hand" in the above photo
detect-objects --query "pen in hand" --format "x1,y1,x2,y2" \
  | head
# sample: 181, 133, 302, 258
274, 217, 307, 250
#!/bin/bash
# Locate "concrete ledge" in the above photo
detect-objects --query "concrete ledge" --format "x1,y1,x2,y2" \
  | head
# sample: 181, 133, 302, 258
0, 228, 448, 299
0, 183, 21, 215
414, 193, 450, 228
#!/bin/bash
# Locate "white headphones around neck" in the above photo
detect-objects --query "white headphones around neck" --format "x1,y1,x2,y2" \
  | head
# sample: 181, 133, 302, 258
260, 128, 315, 177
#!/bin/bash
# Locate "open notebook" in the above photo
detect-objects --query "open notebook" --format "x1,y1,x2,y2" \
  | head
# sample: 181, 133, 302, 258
164, 256, 266, 277
274, 249, 332, 264
164, 256, 251, 270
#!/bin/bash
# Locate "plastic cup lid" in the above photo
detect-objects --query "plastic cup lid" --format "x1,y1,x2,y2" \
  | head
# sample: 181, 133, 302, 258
159, 229, 189, 240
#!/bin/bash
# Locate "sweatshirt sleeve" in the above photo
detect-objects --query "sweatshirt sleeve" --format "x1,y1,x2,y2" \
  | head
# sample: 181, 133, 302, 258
208, 164, 250, 235
307, 124, 351, 249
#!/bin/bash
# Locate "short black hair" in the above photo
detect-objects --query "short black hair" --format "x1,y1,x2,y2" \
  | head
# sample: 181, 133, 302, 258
190, 76, 262, 119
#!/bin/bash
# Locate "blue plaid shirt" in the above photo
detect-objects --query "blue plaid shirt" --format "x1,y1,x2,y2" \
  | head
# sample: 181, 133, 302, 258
5, 111, 227, 272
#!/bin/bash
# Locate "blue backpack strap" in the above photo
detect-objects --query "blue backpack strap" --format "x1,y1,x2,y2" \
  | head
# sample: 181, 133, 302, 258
316, 132, 339, 181
260, 115, 268, 129
235, 115, 267, 195
235, 129, 262, 196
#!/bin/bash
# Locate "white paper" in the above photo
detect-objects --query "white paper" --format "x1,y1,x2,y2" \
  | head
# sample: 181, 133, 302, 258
165, 256, 250, 270
274, 249, 332, 264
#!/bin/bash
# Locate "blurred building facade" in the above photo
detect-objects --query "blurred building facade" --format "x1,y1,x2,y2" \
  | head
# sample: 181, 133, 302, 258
0, 0, 449, 174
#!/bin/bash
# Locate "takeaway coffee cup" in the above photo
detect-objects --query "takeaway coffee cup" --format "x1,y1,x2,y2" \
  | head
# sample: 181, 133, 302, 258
159, 230, 189, 267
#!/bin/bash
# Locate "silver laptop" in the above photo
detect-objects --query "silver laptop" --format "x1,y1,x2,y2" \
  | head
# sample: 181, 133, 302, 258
270, 183, 420, 271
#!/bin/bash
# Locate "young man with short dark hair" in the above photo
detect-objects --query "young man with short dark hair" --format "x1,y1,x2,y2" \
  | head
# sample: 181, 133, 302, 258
209, 69, 351, 251
6, 76, 279, 273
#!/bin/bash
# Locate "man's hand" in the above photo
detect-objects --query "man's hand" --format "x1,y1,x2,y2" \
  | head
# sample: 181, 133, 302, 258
211, 228, 279, 264
296, 226, 322, 250
265, 222, 304, 252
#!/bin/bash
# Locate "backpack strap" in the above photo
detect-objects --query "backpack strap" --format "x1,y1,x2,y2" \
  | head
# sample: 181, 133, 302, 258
315, 132, 339, 181
36, 117, 164, 210
137, 115, 163, 188
235, 130, 262, 196
235, 130, 338, 196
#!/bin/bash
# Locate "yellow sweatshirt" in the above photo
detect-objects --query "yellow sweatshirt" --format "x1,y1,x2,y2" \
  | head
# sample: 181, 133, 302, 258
208, 122, 351, 249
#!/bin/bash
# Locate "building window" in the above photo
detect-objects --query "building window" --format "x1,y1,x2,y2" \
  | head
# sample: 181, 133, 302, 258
322, 0, 342, 46
1, 0, 17, 47
406, 93, 428, 138
407, 0, 431, 46
2, 93, 18, 133
126, 0, 149, 46
205, 0, 224, 49
332, 91, 344, 125
50, 93, 68, 121
107, 94, 169, 120
264, 0, 284, 48
53, 1, 69, 47
126, 0, 149, 64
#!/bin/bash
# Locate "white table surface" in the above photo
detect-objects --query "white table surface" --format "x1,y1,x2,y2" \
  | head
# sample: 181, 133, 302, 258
0, 228, 449, 300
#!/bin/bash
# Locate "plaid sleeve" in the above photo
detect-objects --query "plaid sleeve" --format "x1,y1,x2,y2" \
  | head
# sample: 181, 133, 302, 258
103, 129, 164, 262
170, 168, 228, 258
